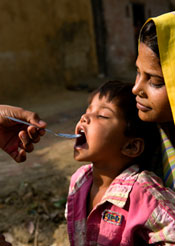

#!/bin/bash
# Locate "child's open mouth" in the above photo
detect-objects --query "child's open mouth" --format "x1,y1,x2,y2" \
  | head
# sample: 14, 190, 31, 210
74, 129, 87, 148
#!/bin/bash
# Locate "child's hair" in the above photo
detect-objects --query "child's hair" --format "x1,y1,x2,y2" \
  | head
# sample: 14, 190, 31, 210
89, 81, 160, 170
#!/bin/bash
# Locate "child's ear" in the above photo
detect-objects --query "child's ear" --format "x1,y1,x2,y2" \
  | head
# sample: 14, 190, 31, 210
121, 138, 144, 158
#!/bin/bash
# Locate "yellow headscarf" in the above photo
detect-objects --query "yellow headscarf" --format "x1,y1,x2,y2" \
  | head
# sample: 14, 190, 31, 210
145, 12, 175, 124
141, 12, 175, 189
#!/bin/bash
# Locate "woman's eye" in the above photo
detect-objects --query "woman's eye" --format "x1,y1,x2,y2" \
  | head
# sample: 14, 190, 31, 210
135, 67, 141, 75
136, 70, 140, 76
152, 84, 164, 88
150, 80, 165, 88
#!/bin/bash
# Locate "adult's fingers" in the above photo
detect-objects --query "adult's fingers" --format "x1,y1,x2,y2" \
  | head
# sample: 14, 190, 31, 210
26, 126, 42, 143
18, 131, 34, 153
10, 149, 26, 163
21, 111, 47, 129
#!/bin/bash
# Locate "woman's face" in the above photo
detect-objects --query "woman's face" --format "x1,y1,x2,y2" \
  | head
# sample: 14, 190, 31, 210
132, 42, 172, 123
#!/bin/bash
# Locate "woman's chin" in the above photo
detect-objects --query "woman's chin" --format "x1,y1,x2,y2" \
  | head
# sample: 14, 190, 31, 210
138, 110, 155, 122
138, 110, 173, 123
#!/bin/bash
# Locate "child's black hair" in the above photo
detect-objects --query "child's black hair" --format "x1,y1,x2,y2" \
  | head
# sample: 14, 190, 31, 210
89, 80, 161, 171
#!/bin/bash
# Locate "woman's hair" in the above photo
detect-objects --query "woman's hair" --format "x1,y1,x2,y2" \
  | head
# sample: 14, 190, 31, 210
139, 20, 160, 58
89, 80, 161, 170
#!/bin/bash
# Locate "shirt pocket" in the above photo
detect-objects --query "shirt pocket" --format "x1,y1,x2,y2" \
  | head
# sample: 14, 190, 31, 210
97, 209, 125, 245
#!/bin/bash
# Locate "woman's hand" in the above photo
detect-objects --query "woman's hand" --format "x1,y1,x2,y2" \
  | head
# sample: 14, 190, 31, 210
0, 105, 46, 162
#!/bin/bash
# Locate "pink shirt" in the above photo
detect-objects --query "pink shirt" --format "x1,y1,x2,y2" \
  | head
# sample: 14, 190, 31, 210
66, 164, 175, 246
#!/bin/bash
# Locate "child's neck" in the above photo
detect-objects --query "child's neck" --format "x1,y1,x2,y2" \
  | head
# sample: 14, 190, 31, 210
92, 159, 128, 184
92, 165, 122, 187
87, 163, 126, 216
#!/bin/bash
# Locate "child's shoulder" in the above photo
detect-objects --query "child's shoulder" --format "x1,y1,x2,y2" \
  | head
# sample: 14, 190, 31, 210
137, 170, 164, 187
135, 170, 175, 206
69, 164, 93, 195
129, 170, 175, 239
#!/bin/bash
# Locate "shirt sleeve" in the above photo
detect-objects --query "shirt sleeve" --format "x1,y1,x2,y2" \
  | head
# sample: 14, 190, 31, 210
64, 164, 92, 220
145, 203, 175, 245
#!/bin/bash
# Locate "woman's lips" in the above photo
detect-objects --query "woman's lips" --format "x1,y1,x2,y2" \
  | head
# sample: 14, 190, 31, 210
136, 101, 151, 112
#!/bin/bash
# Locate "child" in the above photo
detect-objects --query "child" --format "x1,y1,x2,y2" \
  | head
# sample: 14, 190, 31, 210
66, 81, 175, 246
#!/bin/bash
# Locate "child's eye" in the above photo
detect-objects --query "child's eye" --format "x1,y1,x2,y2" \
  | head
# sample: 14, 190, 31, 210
97, 115, 109, 119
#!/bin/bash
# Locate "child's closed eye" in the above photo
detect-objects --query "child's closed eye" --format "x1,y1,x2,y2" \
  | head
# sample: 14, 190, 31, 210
97, 115, 109, 119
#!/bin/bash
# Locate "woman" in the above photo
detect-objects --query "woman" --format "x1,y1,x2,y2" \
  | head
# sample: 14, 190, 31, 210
132, 11, 175, 190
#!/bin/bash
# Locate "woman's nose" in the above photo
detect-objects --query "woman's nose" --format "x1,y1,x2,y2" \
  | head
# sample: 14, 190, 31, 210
132, 82, 146, 98
133, 70, 147, 95
80, 113, 90, 123
132, 82, 140, 96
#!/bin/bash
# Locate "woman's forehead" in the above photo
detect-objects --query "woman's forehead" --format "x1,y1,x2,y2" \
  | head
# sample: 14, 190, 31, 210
137, 43, 163, 75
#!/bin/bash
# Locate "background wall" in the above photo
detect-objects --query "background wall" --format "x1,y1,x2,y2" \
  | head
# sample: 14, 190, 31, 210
0, 0, 173, 100
103, 0, 171, 81
0, 0, 98, 99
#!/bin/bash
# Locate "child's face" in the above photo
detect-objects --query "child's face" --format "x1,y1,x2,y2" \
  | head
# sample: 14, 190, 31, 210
74, 93, 130, 164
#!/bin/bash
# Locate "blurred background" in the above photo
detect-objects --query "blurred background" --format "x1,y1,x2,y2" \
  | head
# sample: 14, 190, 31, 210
0, 0, 174, 101
0, 1, 175, 246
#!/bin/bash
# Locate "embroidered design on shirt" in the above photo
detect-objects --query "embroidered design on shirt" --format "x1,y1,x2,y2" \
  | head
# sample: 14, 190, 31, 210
102, 209, 123, 225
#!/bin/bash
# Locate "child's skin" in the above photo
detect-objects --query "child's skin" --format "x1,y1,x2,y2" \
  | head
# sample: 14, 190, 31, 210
74, 92, 144, 214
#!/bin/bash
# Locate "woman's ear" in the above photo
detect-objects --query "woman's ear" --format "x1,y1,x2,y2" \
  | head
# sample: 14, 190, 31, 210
121, 138, 144, 158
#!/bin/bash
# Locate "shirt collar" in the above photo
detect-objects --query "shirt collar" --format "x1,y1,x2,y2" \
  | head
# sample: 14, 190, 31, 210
101, 165, 139, 208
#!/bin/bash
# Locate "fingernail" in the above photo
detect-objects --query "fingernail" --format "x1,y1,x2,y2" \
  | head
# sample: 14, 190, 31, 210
21, 134, 26, 139
39, 120, 46, 125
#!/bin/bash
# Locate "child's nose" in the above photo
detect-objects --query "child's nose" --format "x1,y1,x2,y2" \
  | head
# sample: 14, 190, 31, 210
80, 114, 90, 124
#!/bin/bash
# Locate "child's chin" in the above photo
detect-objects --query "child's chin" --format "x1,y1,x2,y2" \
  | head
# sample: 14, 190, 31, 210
74, 156, 86, 162
74, 153, 89, 162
